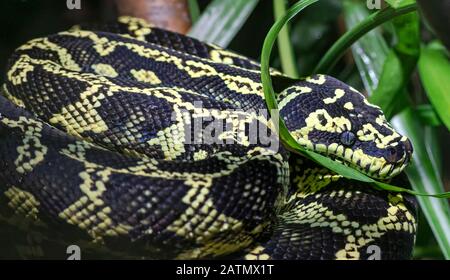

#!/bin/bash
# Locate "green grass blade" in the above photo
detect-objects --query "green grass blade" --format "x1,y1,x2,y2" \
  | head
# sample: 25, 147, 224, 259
343, 0, 450, 259
273, 0, 299, 78
314, 3, 417, 74
416, 104, 442, 127
188, 0, 259, 47
369, 50, 410, 119
187, 0, 201, 24
343, 2, 389, 91
418, 44, 450, 131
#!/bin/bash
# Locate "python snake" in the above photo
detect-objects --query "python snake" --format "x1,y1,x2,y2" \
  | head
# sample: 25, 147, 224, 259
0, 16, 417, 260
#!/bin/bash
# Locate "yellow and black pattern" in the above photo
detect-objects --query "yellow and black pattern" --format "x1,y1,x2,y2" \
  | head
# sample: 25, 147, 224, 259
0, 16, 416, 259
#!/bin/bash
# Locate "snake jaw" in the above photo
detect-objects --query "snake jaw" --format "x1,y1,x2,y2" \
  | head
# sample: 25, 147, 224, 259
323, 133, 413, 179
314, 144, 409, 180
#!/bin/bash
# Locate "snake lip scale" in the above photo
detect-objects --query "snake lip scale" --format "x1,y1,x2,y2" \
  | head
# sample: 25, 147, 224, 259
0, 16, 417, 260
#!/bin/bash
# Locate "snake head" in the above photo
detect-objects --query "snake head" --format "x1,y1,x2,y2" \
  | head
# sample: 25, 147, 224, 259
278, 74, 413, 179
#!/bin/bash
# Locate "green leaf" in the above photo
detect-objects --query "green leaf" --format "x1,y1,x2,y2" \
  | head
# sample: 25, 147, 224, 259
413, 245, 444, 259
386, 0, 416, 9
391, 10, 420, 58
343, 0, 419, 120
370, 9, 420, 119
343, 0, 450, 259
273, 0, 299, 78
415, 104, 442, 127
187, 0, 201, 24
314, 3, 417, 74
188, 0, 259, 48
260, 0, 450, 198
342, 1, 389, 90
418, 45, 450, 131
369, 50, 409, 119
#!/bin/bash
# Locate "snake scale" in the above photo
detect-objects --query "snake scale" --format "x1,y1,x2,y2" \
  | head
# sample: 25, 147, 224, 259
0, 16, 417, 260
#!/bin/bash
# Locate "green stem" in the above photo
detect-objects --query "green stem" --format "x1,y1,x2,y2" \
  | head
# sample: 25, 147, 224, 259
188, 0, 201, 24
273, 0, 299, 78
416, 104, 442, 127
314, 3, 417, 74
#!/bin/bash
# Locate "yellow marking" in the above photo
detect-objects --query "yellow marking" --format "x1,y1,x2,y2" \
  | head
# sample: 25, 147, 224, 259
59, 31, 264, 97
344, 102, 354, 110
17, 37, 81, 71
323, 89, 345, 104
78, 167, 112, 206
2, 84, 25, 107
335, 193, 416, 260
7, 55, 35, 86
49, 84, 109, 135
210, 49, 235, 65
176, 231, 255, 259
91, 63, 118, 78
59, 196, 132, 241
244, 245, 271, 260
146, 105, 186, 160
357, 123, 400, 149
193, 150, 209, 161
278, 87, 312, 109
306, 75, 326, 85
1, 117, 48, 173
130, 69, 161, 84
363, 98, 382, 110
118, 16, 152, 41
290, 109, 351, 147
4, 186, 40, 220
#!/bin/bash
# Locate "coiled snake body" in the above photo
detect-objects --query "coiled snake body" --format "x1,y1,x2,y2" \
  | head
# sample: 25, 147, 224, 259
0, 17, 417, 259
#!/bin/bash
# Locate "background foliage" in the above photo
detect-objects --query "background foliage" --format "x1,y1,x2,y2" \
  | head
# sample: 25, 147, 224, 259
0, 0, 448, 259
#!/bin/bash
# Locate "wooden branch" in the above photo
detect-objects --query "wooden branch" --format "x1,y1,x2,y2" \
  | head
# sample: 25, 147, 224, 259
115, 0, 192, 34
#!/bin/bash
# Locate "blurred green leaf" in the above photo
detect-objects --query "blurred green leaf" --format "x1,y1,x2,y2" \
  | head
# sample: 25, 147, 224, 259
369, 50, 409, 119
370, 9, 419, 119
188, 0, 259, 48
314, 2, 417, 74
273, 0, 299, 78
386, 0, 416, 9
427, 41, 449, 53
187, 0, 201, 24
343, 1, 389, 91
418, 45, 450, 131
343, 0, 450, 259
416, 105, 442, 127
289, 0, 342, 77
391, 10, 420, 57
413, 245, 444, 259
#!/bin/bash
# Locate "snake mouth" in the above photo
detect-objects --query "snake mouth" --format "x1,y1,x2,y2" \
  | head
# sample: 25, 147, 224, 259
313, 146, 410, 180
356, 157, 408, 180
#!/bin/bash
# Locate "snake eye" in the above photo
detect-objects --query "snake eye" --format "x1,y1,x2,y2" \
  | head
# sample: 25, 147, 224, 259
340, 131, 356, 147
